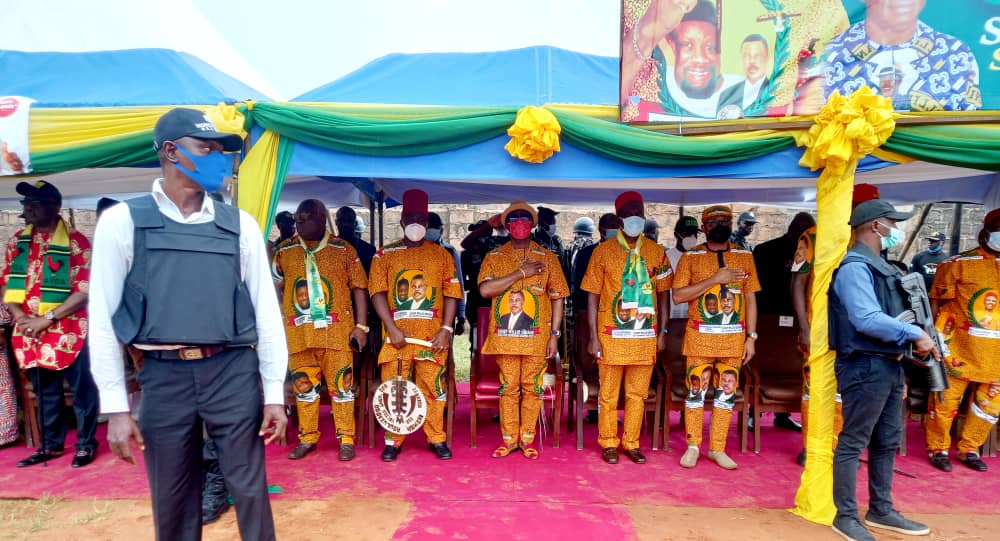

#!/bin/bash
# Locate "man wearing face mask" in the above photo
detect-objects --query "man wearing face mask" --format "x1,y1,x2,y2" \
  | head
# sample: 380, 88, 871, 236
335, 207, 376, 274
666, 216, 701, 320
479, 200, 568, 459
925, 209, 1000, 474
88, 107, 288, 541
427, 213, 466, 336
730, 211, 757, 251
532, 206, 566, 264
581, 192, 672, 465
369, 189, 462, 462
909, 232, 948, 292
828, 199, 935, 541
272, 199, 369, 462
672, 205, 760, 470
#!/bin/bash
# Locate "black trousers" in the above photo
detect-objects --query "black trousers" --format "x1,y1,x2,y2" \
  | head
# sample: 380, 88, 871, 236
26, 342, 99, 452
138, 347, 275, 541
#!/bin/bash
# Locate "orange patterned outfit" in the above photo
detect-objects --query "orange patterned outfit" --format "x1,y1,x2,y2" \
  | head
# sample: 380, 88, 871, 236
273, 234, 368, 446
926, 247, 1000, 455
794, 226, 844, 448
580, 236, 672, 451
480, 242, 569, 450
673, 243, 759, 452
370, 240, 462, 446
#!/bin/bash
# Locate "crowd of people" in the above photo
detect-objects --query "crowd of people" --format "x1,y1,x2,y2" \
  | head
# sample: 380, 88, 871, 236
0, 107, 996, 541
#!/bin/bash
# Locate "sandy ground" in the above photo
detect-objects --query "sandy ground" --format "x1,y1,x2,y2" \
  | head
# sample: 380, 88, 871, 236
1, 498, 997, 541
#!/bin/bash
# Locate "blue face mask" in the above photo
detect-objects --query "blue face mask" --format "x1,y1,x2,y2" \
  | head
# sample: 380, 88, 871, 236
928, 244, 942, 254
604, 229, 617, 241
173, 145, 229, 193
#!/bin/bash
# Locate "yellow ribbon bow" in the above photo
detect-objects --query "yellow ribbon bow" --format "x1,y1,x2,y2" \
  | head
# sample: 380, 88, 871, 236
505, 106, 561, 164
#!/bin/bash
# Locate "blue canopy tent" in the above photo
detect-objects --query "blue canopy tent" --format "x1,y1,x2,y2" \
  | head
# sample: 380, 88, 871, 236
274, 46, 998, 209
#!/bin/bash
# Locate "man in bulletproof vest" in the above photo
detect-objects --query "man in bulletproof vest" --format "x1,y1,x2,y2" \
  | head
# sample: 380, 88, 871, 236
88, 107, 288, 541
828, 199, 936, 541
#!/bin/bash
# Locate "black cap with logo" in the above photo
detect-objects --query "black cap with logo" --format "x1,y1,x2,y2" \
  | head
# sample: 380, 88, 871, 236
153, 108, 243, 152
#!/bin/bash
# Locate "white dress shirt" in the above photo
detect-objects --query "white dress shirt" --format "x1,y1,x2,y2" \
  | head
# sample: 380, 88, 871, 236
88, 180, 288, 414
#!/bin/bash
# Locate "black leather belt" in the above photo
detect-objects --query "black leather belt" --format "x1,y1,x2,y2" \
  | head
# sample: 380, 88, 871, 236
142, 346, 227, 361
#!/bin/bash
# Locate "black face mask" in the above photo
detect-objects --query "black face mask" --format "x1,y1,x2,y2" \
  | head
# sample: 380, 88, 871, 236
708, 225, 732, 243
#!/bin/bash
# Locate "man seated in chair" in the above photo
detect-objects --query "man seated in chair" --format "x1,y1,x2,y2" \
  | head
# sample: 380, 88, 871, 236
581, 191, 672, 465
672, 205, 760, 470
273, 199, 369, 462
478, 200, 568, 459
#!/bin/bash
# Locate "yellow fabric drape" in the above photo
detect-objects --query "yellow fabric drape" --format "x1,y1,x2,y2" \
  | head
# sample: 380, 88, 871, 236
792, 87, 896, 525
237, 129, 282, 232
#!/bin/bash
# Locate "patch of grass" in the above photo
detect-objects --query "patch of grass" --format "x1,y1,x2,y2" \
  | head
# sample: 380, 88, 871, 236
0, 496, 63, 539
71, 501, 113, 524
453, 333, 471, 383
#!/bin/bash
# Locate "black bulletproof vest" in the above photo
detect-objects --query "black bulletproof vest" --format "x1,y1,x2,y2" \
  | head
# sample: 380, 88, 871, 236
828, 244, 908, 360
112, 195, 258, 347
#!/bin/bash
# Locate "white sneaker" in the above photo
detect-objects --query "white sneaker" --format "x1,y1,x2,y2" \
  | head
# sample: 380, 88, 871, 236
708, 450, 738, 470
680, 446, 699, 468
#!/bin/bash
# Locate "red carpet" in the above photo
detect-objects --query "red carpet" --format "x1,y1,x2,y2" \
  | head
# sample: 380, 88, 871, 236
0, 383, 995, 540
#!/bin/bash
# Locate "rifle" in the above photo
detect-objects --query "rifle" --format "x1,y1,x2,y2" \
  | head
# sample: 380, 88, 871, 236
896, 273, 949, 396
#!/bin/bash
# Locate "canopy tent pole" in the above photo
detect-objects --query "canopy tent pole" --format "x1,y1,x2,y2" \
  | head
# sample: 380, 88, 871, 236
368, 196, 376, 246
377, 191, 385, 248
949, 204, 964, 256
899, 203, 932, 262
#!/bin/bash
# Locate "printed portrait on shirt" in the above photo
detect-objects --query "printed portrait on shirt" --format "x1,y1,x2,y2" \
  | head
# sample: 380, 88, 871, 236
495, 288, 538, 337
698, 284, 742, 326
392, 269, 437, 313
291, 278, 334, 316
969, 289, 1000, 331
614, 295, 654, 330
291, 368, 321, 403
792, 228, 816, 273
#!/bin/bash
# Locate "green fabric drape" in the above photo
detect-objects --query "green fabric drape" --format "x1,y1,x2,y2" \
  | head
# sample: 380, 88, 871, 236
249, 103, 517, 157
886, 125, 1000, 171
29, 130, 157, 174
551, 108, 797, 165
262, 135, 295, 234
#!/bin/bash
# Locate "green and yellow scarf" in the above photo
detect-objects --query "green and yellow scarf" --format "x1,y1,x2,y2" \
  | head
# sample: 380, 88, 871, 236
299, 232, 330, 328
617, 230, 654, 314
3, 220, 72, 314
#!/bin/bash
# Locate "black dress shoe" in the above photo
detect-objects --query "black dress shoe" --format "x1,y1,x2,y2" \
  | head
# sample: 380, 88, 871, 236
382, 444, 401, 462
287, 443, 317, 460
339, 443, 356, 461
584, 410, 599, 424
623, 448, 647, 464
429, 442, 452, 460
929, 452, 952, 472
601, 447, 619, 464
957, 452, 988, 472
16, 449, 63, 468
774, 414, 803, 432
796, 449, 807, 467
71, 449, 96, 468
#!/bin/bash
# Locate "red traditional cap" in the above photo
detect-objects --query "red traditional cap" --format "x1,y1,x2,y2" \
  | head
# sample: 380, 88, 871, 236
851, 183, 880, 207
401, 189, 428, 217
614, 191, 643, 214
984, 207, 1000, 226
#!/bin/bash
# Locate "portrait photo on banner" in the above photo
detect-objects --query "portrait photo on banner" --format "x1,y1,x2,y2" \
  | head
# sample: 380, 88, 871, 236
619, 0, 996, 123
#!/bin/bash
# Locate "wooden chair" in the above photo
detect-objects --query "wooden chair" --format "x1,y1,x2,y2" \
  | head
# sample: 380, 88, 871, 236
746, 314, 804, 453
469, 306, 563, 448
662, 319, 749, 452
569, 309, 664, 451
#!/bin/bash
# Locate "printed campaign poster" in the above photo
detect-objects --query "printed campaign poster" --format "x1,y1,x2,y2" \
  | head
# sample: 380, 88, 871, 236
0, 96, 33, 175
620, 1, 997, 122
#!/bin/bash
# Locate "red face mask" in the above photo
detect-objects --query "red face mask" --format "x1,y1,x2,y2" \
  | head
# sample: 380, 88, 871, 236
508, 220, 532, 240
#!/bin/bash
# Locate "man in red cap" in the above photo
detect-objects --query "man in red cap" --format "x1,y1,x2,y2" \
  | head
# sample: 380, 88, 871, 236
581, 191, 672, 464
925, 207, 1000, 473
672, 204, 760, 470
369, 189, 463, 462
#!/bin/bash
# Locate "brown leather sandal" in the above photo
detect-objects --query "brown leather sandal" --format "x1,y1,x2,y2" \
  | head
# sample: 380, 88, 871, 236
492, 444, 517, 458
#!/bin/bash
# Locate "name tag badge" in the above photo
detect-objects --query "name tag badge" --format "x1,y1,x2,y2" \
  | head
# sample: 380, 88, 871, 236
779, 316, 794, 328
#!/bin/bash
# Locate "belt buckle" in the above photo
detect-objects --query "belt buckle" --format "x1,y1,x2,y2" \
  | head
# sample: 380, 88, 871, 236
178, 348, 205, 361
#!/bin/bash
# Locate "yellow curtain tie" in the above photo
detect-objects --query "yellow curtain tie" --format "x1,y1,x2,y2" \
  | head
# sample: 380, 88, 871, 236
796, 87, 897, 177
202, 103, 247, 139
504, 106, 561, 164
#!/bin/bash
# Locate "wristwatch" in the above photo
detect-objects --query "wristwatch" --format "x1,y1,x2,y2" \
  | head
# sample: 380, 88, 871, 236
747, 331, 759, 340
551, 329, 561, 337
660, 327, 670, 335
44, 310, 58, 322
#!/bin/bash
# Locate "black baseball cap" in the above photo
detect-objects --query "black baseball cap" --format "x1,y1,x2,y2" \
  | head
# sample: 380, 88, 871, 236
925, 231, 946, 242
153, 108, 243, 152
849, 199, 913, 227
16, 180, 61, 206
674, 216, 699, 235
537, 206, 559, 219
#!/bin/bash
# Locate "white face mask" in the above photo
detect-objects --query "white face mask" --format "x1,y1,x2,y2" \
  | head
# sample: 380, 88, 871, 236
989, 231, 1000, 252
681, 235, 699, 251
546, 223, 558, 236
875, 221, 905, 250
622, 216, 645, 237
425, 228, 442, 243
404, 223, 426, 242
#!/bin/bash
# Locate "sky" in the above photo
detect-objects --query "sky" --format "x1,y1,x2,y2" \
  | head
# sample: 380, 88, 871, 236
194, 0, 621, 98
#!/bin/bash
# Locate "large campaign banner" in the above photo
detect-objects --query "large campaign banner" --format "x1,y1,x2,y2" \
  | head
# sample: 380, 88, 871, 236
620, 0, 998, 123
